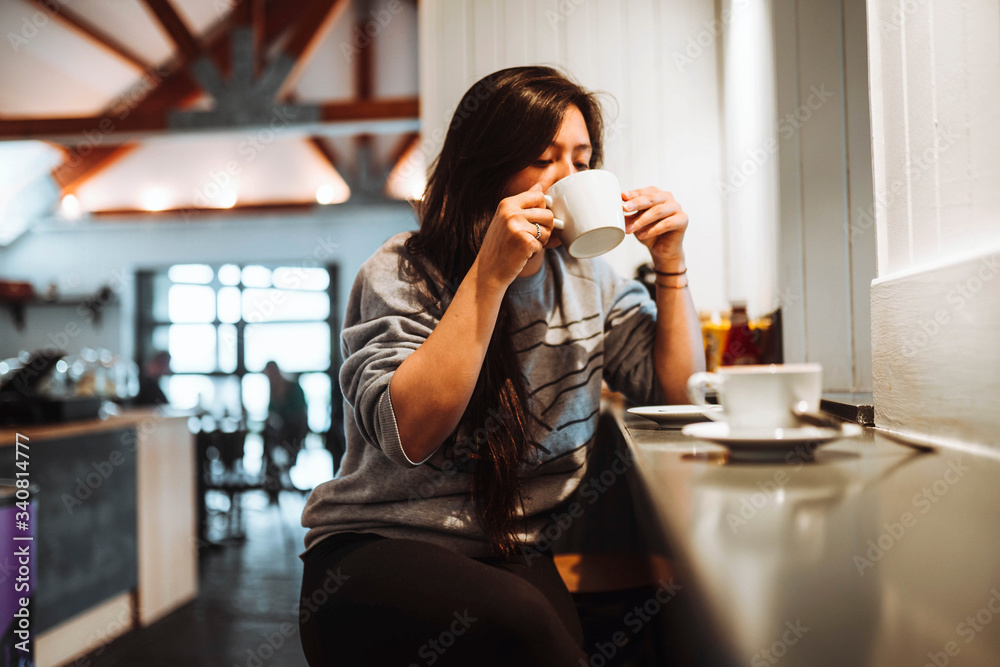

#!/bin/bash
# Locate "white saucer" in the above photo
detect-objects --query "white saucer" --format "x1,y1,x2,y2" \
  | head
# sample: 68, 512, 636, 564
681, 422, 863, 461
627, 405, 723, 426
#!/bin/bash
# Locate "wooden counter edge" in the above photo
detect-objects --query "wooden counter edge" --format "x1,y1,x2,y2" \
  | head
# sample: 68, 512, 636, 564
0, 408, 191, 446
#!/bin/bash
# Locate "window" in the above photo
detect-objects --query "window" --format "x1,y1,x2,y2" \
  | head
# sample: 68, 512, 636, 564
136, 264, 338, 435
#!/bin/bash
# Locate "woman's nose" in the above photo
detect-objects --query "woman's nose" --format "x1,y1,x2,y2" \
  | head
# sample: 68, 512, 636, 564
553, 159, 576, 182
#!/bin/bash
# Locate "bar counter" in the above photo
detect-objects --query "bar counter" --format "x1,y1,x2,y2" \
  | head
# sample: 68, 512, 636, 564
613, 403, 1000, 666
0, 408, 197, 667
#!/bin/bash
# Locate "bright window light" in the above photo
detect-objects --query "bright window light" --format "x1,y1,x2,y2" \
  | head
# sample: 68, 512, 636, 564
168, 284, 216, 322
217, 286, 241, 323
241, 265, 272, 288
300, 372, 332, 433
273, 267, 330, 291
218, 324, 238, 373
243, 322, 330, 373
167, 325, 217, 373
241, 373, 270, 422
165, 374, 215, 411
242, 289, 330, 323
243, 432, 264, 476
168, 264, 214, 284
289, 446, 334, 491
218, 264, 241, 286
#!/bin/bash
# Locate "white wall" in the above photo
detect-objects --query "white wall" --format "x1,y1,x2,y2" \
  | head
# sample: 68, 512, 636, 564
0, 303, 123, 360
418, 0, 727, 313
772, 0, 876, 392
867, 0, 1000, 449
0, 204, 418, 360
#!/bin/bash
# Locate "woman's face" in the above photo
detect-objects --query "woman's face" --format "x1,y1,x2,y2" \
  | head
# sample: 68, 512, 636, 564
502, 104, 593, 197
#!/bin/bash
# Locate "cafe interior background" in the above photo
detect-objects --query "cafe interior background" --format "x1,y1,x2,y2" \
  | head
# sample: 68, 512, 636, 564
0, 0, 997, 665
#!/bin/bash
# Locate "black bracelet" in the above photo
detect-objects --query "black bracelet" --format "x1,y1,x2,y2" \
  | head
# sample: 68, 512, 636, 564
654, 268, 687, 277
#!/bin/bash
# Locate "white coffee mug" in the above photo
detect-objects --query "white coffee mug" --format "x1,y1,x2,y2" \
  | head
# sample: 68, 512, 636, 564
543, 169, 626, 259
687, 363, 823, 430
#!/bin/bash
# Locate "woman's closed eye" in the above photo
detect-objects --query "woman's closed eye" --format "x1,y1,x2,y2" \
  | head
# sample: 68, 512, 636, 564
532, 160, 589, 171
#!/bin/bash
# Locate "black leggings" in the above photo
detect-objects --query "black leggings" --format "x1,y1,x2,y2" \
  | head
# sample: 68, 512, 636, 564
299, 532, 587, 666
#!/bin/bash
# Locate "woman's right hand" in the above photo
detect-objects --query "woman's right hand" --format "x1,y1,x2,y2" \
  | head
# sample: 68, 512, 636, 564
476, 184, 554, 287
391, 188, 551, 462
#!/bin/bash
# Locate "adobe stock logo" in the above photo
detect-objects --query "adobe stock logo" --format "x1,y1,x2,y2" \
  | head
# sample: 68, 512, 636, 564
901, 252, 1000, 358
923, 589, 1000, 667
853, 459, 968, 576
751, 620, 810, 666
408, 610, 477, 666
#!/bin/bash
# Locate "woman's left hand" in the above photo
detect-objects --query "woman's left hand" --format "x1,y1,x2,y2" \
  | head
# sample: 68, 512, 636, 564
622, 187, 689, 269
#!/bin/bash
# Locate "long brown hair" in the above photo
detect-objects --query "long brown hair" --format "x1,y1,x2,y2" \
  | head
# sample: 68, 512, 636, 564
405, 66, 605, 557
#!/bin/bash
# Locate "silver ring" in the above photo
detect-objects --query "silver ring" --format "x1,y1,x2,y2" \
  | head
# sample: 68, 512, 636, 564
534, 222, 541, 240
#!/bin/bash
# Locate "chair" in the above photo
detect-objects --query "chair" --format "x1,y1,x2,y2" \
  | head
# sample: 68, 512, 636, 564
554, 552, 673, 594
199, 429, 252, 544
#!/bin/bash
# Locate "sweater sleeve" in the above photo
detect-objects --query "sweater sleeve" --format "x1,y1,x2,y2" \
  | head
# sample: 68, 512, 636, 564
338, 241, 444, 468
598, 264, 665, 407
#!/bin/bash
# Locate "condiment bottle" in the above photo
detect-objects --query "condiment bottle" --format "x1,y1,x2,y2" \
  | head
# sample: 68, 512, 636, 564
721, 301, 759, 366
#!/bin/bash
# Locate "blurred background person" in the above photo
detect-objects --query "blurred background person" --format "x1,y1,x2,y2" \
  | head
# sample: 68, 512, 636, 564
133, 351, 171, 406
263, 360, 308, 503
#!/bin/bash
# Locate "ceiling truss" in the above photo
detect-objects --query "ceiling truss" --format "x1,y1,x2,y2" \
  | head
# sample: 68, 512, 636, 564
1, 0, 421, 212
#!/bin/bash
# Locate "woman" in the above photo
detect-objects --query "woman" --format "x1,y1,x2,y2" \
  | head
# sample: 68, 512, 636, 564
299, 66, 704, 666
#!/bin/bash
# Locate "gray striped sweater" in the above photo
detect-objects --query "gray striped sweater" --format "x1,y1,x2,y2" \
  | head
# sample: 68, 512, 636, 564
301, 232, 662, 557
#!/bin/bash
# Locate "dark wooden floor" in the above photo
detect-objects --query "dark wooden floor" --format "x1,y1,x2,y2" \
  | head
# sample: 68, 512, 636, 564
82, 490, 310, 667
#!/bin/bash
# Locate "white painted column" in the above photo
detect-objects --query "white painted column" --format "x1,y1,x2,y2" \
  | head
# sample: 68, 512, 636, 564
720, 0, 778, 318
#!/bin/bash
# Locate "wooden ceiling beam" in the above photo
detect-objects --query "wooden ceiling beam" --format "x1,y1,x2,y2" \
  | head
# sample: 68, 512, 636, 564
25, 0, 152, 71
352, 0, 383, 191
355, 0, 375, 101
0, 114, 169, 137
286, 92, 341, 173
306, 137, 341, 172
46, 0, 301, 192
230, 0, 266, 76
231, 0, 252, 26
251, 0, 267, 76
260, 0, 310, 49
319, 98, 419, 122
387, 131, 420, 169
93, 200, 321, 219
0, 99, 419, 139
256, 0, 351, 100
51, 144, 142, 193
22, 0, 401, 197
140, 0, 201, 62
282, 0, 349, 66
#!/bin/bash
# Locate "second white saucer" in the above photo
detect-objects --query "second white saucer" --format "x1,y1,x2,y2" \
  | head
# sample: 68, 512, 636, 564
628, 405, 723, 426
681, 421, 862, 461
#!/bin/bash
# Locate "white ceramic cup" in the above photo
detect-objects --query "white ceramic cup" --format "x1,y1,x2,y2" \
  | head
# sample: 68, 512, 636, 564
543, 169, 627, 259
686, 363, 823, 430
